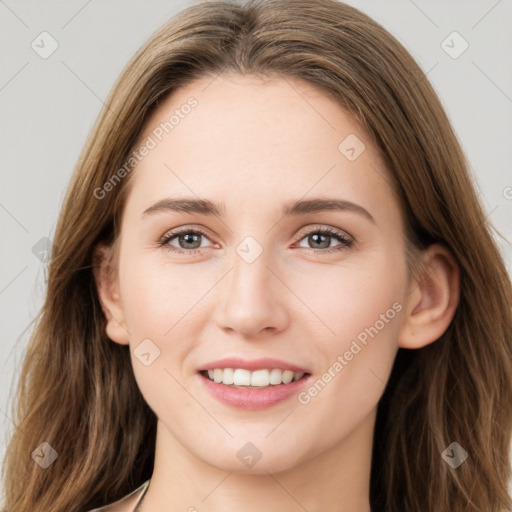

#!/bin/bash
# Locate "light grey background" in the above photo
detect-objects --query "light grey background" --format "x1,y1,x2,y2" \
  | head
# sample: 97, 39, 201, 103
1, 0, 511, 499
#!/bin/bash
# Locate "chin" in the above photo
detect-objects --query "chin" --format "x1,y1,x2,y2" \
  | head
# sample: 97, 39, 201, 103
195, 438, 308, 475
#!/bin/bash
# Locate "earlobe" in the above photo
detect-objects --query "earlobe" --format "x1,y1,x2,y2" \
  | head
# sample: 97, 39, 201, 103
92, 243, 130, 345
398, 244, 460, 349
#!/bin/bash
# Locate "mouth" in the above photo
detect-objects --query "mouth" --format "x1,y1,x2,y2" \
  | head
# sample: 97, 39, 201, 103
197, 357, 312, 409
199, 368, 310, 388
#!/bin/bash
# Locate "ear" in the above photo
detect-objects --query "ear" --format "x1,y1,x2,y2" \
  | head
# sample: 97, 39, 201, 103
398, 244, 460, 349
92, 242, 130, 345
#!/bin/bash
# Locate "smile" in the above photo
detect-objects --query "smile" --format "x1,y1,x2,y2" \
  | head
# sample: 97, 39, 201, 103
198, 369, 311, 410
201, 368, 306, 387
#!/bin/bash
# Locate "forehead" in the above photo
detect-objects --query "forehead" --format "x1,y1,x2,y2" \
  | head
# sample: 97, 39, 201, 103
145, 73, 372, 163
123, 73, 398, 222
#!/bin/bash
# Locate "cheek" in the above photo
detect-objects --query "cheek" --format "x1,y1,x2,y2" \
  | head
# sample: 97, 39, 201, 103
294, 248, 406, 350
118, 253, 214, 394
118, 255, 199, 413
119, 253, 207, 335
293, 247, 405, 406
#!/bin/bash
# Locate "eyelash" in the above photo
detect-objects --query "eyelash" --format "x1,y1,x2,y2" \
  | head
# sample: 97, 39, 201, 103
158, 226, 354, 255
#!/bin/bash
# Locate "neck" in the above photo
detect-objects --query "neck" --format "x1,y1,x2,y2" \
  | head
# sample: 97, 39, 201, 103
142, 409, 376, 512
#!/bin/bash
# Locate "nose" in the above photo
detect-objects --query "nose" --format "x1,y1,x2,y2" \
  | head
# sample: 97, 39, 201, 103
212, 247, 290, 338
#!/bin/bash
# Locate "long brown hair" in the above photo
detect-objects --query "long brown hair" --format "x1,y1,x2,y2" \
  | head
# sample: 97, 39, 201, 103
3, 1, 511, 510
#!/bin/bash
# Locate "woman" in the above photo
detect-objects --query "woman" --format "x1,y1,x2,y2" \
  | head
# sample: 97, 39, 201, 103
2, 0, 511, 511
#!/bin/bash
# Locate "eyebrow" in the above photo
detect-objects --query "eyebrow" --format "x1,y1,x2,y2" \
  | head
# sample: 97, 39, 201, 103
142, 197, 375, 224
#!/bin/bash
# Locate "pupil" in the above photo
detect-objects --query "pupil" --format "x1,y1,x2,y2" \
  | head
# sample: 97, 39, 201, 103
182, 233, 200, 248
311, 233, 328, 249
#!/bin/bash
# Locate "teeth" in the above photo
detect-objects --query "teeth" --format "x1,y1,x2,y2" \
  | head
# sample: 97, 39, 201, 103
222, 368, 234, 385
234, 369, 251, 386
204, 368, 305, 387
269, 368, 283, 385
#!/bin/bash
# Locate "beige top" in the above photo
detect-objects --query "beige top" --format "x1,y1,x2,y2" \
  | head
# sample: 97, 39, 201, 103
86, 480, 150, 512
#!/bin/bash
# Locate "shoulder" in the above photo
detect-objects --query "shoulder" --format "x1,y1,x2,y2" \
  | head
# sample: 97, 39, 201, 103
84, 480, 150, 512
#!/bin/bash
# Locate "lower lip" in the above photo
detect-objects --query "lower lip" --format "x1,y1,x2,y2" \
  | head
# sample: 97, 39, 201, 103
199, 372, 311, 410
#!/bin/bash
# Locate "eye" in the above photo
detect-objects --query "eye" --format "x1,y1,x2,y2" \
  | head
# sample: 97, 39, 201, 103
158, 226, 354, 255
295, 227, 353, 253
158, 227, 214, 254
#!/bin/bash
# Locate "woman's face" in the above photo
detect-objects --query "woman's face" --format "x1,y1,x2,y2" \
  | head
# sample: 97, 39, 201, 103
108, 74, 411, 473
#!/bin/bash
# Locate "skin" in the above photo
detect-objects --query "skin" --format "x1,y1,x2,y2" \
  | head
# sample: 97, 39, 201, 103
94, 74, 459, 512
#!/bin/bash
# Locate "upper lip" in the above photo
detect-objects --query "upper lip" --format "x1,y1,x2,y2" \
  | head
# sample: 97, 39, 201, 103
199, 357, 310, 373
